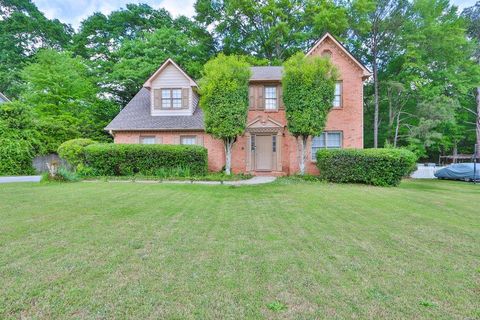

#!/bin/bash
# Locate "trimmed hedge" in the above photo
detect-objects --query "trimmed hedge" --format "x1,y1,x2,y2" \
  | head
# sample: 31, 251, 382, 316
84, 144, 208, 176
57, 138, 97, 167
316, 148, 417, 186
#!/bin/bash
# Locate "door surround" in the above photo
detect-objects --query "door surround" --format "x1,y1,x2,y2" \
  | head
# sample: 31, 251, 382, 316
245, 116, 283, 172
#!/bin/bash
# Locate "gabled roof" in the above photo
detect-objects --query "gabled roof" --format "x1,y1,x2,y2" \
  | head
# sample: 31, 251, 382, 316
143, 58, 198, 88
306, 32, 372, 78
0, 92, 10, 103
105, 88, 204, 131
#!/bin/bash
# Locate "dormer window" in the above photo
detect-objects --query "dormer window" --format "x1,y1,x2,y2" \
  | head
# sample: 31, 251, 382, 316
162, 88, 182, 109
153, 88, 189, 110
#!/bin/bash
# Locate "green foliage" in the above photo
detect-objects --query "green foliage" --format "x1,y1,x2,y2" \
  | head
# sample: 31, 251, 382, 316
0, 138, 35, 176
266, 301, 287, 312
20, 49, 115, 152
316, 148, 417, 186
195, 0, 349, 60
57, 139, 97, 168
83, 144, 208, 176
406, 96, 460, 157
1, 0, 478, 164
0, 0, 72, 98
54, 167, 80, 182
199, 54, 251, 140
110, 26, 214, 105
283, 52, 338, 137
0, 101, 39, 175
72, 4, 173, 63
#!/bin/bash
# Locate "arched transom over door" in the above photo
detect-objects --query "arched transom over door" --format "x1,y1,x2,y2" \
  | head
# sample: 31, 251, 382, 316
245, 116, 284, 172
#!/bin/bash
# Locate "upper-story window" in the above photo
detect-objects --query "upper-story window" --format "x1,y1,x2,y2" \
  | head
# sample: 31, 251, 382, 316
162, 88, 182, 109
264, 86, 277, 110
333, 81, 342, 108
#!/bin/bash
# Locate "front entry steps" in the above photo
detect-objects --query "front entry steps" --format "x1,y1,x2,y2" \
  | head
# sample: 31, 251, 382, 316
251, 171, 286, 177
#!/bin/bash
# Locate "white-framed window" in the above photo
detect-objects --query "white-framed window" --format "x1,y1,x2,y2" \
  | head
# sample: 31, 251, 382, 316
180, 135, 197, 145
264, 86, 277, 110
161, 88, 182, 109
333, 81, 342, 108
311, 131, 342, 161
140, 136, 156, 144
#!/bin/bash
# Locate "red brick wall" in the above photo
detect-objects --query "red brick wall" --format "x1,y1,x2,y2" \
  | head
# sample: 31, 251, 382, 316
113, 37, 365, 175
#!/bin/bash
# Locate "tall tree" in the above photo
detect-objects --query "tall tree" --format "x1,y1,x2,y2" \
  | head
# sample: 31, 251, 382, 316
72, 4, 173, 65
110, 26, 215, 105
71, 4, 174, 98
72, 5, 215, 106
0, 0, 72, 97
282, 52, 338, 174
194, 0, 349, 61
391, 0, 480, 158
199, 54, 251, 175
21, 49, 116, 152
348, 0, 409, 148
462, 2, 480, 157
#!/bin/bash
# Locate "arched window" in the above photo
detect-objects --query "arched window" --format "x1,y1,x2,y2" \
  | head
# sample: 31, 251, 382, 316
321, 50, 332, 58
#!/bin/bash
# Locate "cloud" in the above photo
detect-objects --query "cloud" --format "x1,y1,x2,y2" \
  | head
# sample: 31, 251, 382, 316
33, 0, 195, 29
33, 0, 477, 30
452, 0, 477, 10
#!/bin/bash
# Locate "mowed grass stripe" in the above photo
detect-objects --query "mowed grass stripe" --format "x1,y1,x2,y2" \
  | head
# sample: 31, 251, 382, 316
0, 180, 478, 319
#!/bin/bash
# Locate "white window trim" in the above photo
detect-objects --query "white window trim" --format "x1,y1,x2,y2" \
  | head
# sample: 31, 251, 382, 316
333, 81, 342, 109
140, 136, 156, 144
180, 135, 197, 145
264, 85, 278, 110
311, 131, 343, 161
161, 88, 183, 109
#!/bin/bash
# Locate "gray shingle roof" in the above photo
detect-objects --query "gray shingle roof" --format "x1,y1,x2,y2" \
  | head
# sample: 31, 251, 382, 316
105, 88, 204, 131
106, 66, 283, 131
250, 66, 283, 81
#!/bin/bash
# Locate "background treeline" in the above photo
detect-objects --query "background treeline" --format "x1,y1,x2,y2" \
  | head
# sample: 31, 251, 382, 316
0, 0, 479, 164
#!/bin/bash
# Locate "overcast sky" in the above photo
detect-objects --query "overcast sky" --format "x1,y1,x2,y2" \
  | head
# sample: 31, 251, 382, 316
33, 0, 477, 30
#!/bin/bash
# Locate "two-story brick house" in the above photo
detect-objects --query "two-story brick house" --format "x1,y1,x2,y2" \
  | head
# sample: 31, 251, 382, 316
105, 33, 371, 175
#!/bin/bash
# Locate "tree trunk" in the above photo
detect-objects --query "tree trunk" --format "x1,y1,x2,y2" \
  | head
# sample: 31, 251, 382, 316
476, 86, 480, 158
373, 50, 380, 148
394, 111, 401, 148
224, 138, 235, 175
298, 136, 308, 175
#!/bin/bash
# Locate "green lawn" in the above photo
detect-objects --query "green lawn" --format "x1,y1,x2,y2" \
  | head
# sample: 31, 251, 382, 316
0, 179, 478, 319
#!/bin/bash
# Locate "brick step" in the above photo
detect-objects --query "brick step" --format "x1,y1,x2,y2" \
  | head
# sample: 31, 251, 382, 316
251, 171, 287, 177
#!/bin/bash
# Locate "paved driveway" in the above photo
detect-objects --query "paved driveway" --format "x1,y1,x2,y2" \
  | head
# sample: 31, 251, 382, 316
0, 176, 42, 183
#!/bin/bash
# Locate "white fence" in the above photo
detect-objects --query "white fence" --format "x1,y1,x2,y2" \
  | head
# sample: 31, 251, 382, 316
410, 164, 444, 179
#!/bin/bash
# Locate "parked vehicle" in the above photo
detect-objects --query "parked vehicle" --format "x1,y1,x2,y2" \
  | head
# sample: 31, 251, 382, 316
434, 163, 480, 182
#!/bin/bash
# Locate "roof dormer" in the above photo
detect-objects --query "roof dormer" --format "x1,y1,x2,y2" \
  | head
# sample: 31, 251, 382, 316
144, 58, 198, 116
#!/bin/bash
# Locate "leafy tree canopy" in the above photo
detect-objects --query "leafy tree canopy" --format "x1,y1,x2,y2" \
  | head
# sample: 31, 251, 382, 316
199, 53, 251, 139
283, 52, 338, 137
0, 0, 72, 97
198, 54, 251, 174
194, 0, 349, 61
110, 26, 215, 105
20, 49, 116, 152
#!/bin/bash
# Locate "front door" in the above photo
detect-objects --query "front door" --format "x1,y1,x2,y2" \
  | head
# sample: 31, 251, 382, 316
255, 135, 273, 171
